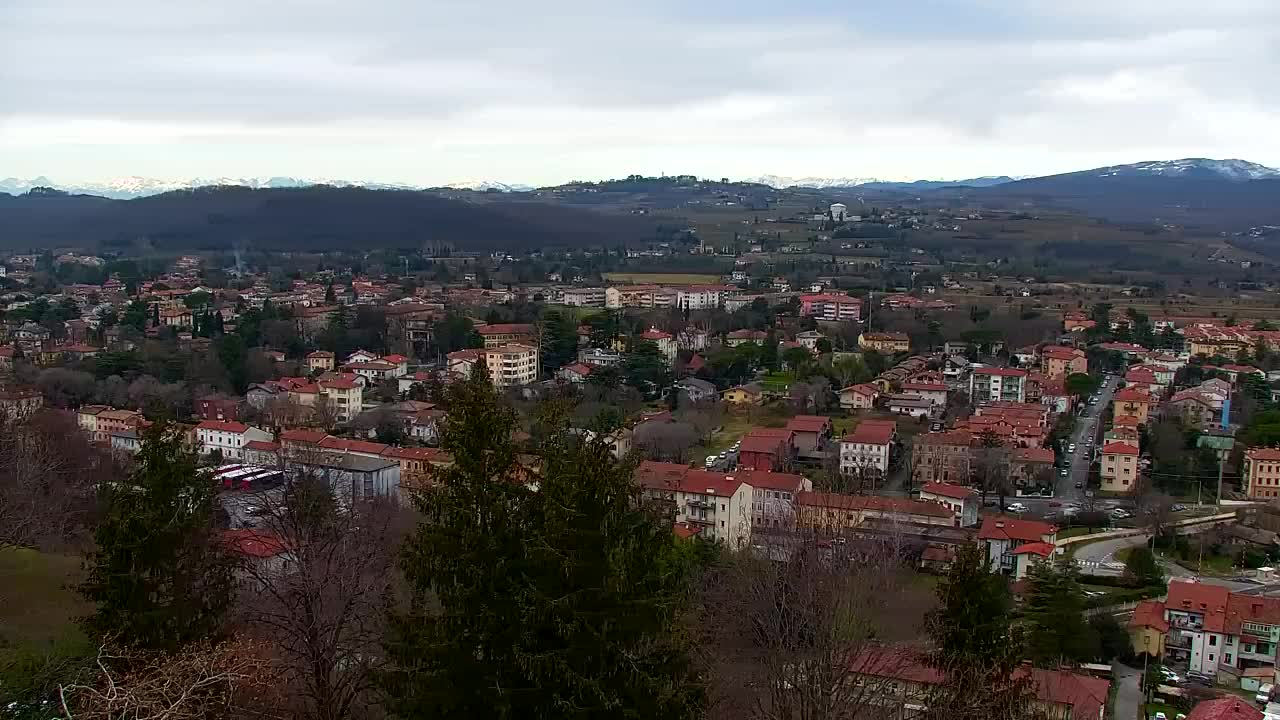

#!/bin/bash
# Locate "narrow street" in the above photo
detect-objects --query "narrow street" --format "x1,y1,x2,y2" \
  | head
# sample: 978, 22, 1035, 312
1113, 662, 1142, 720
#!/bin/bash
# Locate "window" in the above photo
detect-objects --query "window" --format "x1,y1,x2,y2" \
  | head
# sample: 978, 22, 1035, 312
1226, 653, 1233, 664
1209, 636, 1217, 647
1208, 653, 1215, 663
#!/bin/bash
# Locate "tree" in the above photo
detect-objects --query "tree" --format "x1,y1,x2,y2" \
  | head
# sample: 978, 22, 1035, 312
1064, 372, 1099, 399
1124, 546, 1165, 587
1022, 560, 1098, 666
922, 544, 1034, 720
80, 423, 234, 651
538, 309, 579, 375
622, 340, 671, 396
382, 369, 704, 719
237, 474, 401, 720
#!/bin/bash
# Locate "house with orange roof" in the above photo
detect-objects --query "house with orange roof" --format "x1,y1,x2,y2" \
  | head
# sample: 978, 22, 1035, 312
638, 327, 676, 361
785, 415, 834, 456
306, 350, 335, 372
1112, 387, 1153, 424
1128, 599, 1170, 658
195, 420, 273, 461
838, 382, 879, 411
839, 420, 896, 478
795, 491, 954, 531
1041, 345, 1087, 377
917, 482, 979, 527
978, 516, 1057, 579
738, 428, 796, 472
1101, 442, 1141, 493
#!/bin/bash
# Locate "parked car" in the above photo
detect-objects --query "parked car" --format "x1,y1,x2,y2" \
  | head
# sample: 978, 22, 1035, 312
704, 455, 718, 468
1059, 468, 1069, 477
1171, 504, 1187, 512
1075, 480, 1084, 489
1006, 502, 1029, 513
1257, 682, 1274, 704
1111, 508, 1134, 519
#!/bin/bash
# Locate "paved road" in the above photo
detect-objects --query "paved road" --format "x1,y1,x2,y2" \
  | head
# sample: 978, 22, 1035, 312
1113, 662, 1142, 720
1059, 373, 1121, 505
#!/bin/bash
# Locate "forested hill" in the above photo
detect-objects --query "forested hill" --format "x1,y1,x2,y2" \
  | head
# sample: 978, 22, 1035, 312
0, 185, 663, 252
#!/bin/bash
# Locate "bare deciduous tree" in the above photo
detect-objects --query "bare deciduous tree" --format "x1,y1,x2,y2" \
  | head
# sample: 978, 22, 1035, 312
234, 473, 404, 720
60, 637, 282, 720
634, 421, 700, 463
696, 530, 934, 720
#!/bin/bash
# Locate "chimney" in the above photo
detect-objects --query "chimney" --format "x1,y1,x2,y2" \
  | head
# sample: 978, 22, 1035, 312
995, 521, 1004, 528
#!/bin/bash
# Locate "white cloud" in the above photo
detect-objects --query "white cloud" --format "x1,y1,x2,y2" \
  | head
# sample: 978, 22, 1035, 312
1, 0, 1278, 184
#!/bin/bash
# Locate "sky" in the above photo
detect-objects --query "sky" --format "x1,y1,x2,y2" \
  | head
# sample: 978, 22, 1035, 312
3, 0, 1280, 186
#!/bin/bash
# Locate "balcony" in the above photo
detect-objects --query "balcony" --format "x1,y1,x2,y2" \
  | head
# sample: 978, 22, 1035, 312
1166, 631, 1193, 650
1169, 616, 1203, 632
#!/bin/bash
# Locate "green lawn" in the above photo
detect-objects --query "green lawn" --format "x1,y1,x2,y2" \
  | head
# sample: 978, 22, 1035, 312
1057, 526, 1101, 540
1142, 701, 1180, 720
602, 272, 723, 284
693, 415, 757, 459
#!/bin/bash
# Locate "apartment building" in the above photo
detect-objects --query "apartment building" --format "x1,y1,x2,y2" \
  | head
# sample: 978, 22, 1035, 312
911, 430, 974, 486
795, 492, 954, 530
978, 516, 1057, 580
561, 287, 607, 307
969, 367, 1028, 403
918, 483, 980, 527
639, 327, 677, 361
635, 462, 755, 547
1154, 579, 1280, 681
1244, 448, 1280, 499
676, 285, 734, 310
483, 343, 539, 388
1112, 388, 1153, 425
838, 420, 896, 477
858, 332, 910, 354
798, 293, 861, 322
476, 323, 535, 348
195, 420, 273, 461
1041, 345, 1087, 377
1101, 442, 1141, 493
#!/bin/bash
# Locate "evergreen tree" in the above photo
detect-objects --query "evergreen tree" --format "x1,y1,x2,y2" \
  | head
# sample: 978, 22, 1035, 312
382, 368, 704, 719
922, 544, 1033, 720
79, 423, 233, 651
760, 331, 779, 371
325, 282, 336, 304
1022, 560, 1098, 666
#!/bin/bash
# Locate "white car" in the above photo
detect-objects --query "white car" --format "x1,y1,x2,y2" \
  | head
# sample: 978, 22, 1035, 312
704, 455, 718, 468
1006, 503, 1029, 513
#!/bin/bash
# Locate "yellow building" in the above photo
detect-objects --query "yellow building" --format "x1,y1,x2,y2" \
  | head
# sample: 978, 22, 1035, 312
1244, 447, 1280, 499
1127, 600, 1168, 659
858, 332, 910, 354
306, 350, 335, 372
1100, 441, 1140, 493
722, 384, 764, 405
483, 343, 539, 388
1112, 388, 1152, 425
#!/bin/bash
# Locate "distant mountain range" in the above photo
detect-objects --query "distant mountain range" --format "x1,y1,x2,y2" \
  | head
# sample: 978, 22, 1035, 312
4, 158, 1277, 200
741, 174, 1018, 190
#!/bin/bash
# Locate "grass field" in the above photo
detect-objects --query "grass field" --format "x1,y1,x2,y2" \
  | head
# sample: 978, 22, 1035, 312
0, 548, 88, 649
602, 272, 723, 284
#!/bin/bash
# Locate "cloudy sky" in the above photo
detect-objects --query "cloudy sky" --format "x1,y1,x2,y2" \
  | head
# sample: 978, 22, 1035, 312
3, 0, 1279, 185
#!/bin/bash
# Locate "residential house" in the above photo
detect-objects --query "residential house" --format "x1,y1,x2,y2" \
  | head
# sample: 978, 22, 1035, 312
838, 383, 879, 411
639, 327, 677, 361
197, 395, 240, 422
1128, 599, 1169, 659
785, 415, 834, 457
1168, 388, 1224, 430
839, 420, 896, 479
1101, 442, 1141, 493
558, 362, 595, 384
675, 377, 718, 404
476, 323, 535, 348
885, 394, 932, 418
858, 332, 910, 354
917, 483, 980, 527
723, 383, 765, 405
1183, 698, 1262, 720
195, 420, 273, 461
76, 404, 112, 442
95, 408, 143, 440
1009, 446, 1056, 494
796, 330, 824, 351
383, 446, 451, 493
738, 428, 796, 472
1112, 388, 1153, 425
725, 329, 768, 347
899, 381, 948, 409
578, 347, 623, 367
795, 492, 954, 530
978, 516, 1057, 579
1041, 345, 1087, 377
969, 367, 1028, 403
244, 440, 282, 466
635, 462, 754, 547
1244, 448, 1280, 500
738, 469, 811, 529
306, 350, 335, 372
911, 430, 974, 486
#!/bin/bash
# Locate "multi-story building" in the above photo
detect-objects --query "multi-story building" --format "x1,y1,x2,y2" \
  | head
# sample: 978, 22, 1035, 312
795, 492, 954, 530
918, 483, 980, 527
969, 367, 1028, 403
1152, 578, 1280, 681
1112, 388, 1153, 425
838, 420, 896, 478
318, 376, 363, 422
1101, 442, 1141, 493
738, 428, 796, 472
561, 287, 607, 307
76, 404, 113, 442
638, 327, 676, 361
798, 293, 862, 322
911, 430, 974, 485
476, 323, 536, 348
676, 285, 734, 311
838, 383, 879, 411
195, 420, 273, 461
483, 343, 539, 388
1244, 448, 1280, 499
1041, 345, 1088, 377
978, 516, 1057, 579
95, 408, 144, 440
635, 462, 755, 547
858, 332, 910, 354
725, 329, 768, 347
306, 350, 335, 372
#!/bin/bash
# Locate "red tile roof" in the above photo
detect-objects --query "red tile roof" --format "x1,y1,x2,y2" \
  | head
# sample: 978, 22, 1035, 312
920, 483, 977, 500
381, 354, 409, 364
1185, 696, 1263, 720
1166, 579, 1230, 632
1015, 447, 1056, 464
306, 350, 334, 358
222, 529, 288, 558
1011, 542, 1055, 558
672, 522, 702, 539
319, 437, 389, 455
1102, 442, 1139, 455
635, 460, 691, 491
740, 432, 789, 454
676, 470, 744, 497
901, 382, 947, 392
977, 516, 1056, 542
279, 429, 329, 445
974, 366, 1027, 377
840, 382, 879, 396
844, 420, 896, 446
1113, 388, 1151, 402
244, 440, 280, 452
640, 328, 672, 340
1246, 448, 1280, 461
1113, 414, 1142, 426
382, 446, 449, 462
1130, 599, 1170, 633
785, 415, 832, 434
196, 420, 249, 433
734, 470, 806, 492
796, 492, 953, 519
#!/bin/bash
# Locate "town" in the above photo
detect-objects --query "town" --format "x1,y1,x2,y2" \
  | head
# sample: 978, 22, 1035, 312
5, 233, 1280, 720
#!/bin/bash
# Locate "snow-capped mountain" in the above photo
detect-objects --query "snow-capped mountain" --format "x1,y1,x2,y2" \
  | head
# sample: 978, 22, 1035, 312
1092, 158, 1280, 181
743, 175, 886, 189
444, 180, 534, 192
742, 174, 1016, 190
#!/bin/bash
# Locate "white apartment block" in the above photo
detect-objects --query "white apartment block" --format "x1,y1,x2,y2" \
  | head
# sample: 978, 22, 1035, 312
195, 421, 273, 461
484, 343, 539, 387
